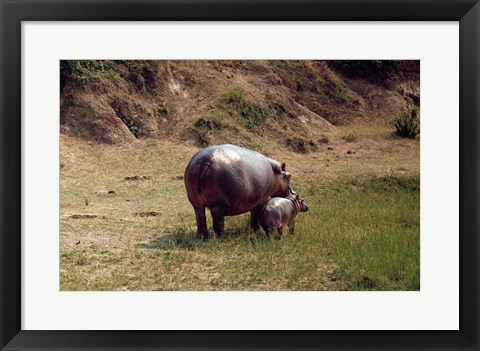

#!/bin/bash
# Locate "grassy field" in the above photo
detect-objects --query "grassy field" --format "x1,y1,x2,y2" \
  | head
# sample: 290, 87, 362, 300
60, 126, 420, 291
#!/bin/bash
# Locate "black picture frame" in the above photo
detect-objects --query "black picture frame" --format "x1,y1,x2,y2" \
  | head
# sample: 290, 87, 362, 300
1, 1, 479, 350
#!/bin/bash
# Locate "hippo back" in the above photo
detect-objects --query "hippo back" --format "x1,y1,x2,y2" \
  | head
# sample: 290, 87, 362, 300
184, 144, 287, 216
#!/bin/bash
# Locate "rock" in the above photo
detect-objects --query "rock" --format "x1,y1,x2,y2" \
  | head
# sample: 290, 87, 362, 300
70, 214, 97, 219
134, 211, 160, 217
124, 175, 151, 181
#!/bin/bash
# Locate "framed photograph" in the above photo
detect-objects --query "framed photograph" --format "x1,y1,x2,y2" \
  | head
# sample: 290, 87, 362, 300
1, 0, 479, 350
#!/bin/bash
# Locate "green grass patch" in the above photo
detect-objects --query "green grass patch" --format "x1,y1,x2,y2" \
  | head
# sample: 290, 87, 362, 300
341, 132, 358, 143
286, 137, 318, 154
317, 134, 330, 145
61, 172, 419, 291
61, 60, 118, 87
303, 175, 420, 290
219, 85, 273, 132
189, 111, 237, 147
337, 88, 359, 104
186, 86, 275, 147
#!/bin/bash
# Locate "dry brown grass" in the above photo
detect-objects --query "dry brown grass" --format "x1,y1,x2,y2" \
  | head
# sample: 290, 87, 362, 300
60, 125, 419, 291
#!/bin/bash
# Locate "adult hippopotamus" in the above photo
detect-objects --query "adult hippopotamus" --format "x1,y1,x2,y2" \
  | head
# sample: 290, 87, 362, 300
184, 144, 292, 239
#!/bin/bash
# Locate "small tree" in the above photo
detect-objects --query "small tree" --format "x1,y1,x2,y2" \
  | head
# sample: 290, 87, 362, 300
393, 107, 420, 139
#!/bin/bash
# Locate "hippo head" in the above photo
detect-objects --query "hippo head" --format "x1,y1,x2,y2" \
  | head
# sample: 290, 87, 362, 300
271, 162, 291, 197
296, 195, 309, 212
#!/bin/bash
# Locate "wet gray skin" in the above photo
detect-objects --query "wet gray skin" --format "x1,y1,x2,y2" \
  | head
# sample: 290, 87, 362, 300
259, 194, 309, 239
184, 144, 291, 239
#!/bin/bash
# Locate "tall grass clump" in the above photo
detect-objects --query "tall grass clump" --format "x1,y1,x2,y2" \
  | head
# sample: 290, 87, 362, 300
286, 137, 318, 154
393, 107, 420, 139
219, 85, 272, 132
60, 60, 117, 87
341, 132, 358, 143
189, 111, 237, 147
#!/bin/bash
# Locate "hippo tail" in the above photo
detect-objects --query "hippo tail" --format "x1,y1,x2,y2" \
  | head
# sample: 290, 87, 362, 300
194, 161, 210, 194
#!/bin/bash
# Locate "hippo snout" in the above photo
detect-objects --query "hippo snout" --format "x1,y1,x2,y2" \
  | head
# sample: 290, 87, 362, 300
304, 204, 309, 212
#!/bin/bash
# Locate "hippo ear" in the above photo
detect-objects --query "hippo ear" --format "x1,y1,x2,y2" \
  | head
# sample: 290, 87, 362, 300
281, 163, 286, 171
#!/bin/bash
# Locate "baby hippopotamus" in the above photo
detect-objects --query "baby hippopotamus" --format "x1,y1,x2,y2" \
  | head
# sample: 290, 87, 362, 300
259, 194, 309, 238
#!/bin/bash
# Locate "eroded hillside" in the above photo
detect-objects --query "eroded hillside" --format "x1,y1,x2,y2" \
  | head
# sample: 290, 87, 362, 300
60, 60, 419, 152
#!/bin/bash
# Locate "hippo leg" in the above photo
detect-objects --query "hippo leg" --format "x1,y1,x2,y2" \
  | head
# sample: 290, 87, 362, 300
193, 205, 208, 240
275, 227, 284, 240
210, 206, 225, 236
250, 207, 261, 231
263, 225, 276, 239
289, 220, 296, 235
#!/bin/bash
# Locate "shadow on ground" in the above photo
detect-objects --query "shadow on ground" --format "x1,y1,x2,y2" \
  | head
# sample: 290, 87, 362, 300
137, 225, 262, 251
137, 231, 201, 251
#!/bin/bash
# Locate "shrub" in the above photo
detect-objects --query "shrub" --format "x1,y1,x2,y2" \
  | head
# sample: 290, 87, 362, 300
240, 101, 270, 131
286, 137, 318, 154
125, 111, 140, 137
318, 134, 330, 144
341, 132, 358, 143
219, 86, 272, 132
61, 60, 117, 88
219, 85, 247, 106
194, 130, 210, 147
194, 118, 218, 130
61, 96, 74, 110
190, 112, 230, 147
189, 112, 229, 147
393, 107, 420, 139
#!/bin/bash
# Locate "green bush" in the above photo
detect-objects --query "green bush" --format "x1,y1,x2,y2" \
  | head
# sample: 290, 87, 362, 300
125, 111, 140, 137
219, 86, 272, 132
60, 60, 117, 88
240, 101, 270, 131
193, 111, 228, 131
341, 132, 358, 143
194, 118, 219, 130
189, 112, 228, 147
286, 137, 318, 154
219, 85, 247, 106
393, 107, 420, 139
318, 134, 330, 144
193, 130, 210, 147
